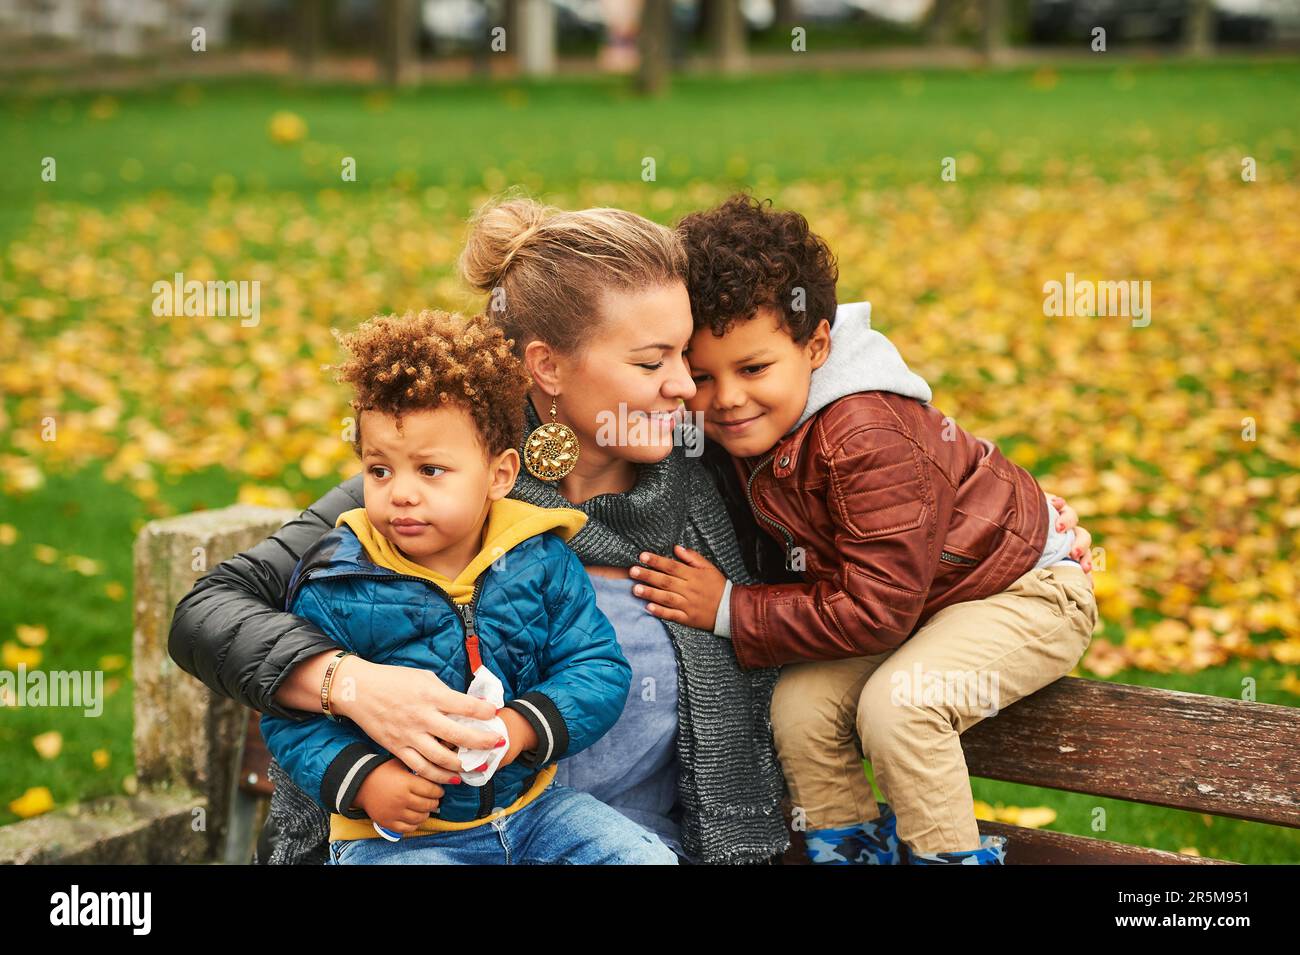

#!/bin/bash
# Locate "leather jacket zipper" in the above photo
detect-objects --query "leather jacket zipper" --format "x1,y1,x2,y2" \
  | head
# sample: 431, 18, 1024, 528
745, 452, 797, 568
939, 550, 979, 566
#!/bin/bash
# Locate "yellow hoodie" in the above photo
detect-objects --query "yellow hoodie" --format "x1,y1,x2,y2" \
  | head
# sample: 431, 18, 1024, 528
327, 497, 588, 842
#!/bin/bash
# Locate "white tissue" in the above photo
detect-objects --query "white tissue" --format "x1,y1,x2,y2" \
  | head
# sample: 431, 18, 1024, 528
445, 665, 509, 787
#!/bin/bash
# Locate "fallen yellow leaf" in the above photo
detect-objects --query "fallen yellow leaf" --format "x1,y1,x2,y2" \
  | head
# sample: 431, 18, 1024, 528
9, 787, 54, 819
1012, 806, 1058, 829
268, 111, 308, 145
16, 624, 47, 646
65, 555, 104, 576
2, 642, 42, 669
32, 731, 63, 760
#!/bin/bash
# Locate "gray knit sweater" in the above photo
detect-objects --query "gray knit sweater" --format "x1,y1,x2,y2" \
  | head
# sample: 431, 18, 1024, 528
259, 397, 789, 864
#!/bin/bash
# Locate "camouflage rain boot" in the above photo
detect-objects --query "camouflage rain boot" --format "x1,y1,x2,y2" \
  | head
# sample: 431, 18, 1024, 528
905, 833, 1008, 865
804, 802, 901, 865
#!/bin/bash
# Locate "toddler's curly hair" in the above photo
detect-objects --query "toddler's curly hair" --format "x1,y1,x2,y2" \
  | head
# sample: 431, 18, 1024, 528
330, 309, 533, 460
677, 193, 839, 343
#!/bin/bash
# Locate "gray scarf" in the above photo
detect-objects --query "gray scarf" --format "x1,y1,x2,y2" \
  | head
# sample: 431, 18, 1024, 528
508, 396, 789, 864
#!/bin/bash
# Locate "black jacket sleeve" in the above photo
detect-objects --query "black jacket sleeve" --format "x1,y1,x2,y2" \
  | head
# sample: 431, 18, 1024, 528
166, 475, 364, 720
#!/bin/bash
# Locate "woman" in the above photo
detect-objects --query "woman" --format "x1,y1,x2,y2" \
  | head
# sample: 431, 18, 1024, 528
169, 196, 790, 864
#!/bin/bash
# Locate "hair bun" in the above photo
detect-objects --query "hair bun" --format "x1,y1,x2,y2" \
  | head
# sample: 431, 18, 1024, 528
459, 194, 555, 292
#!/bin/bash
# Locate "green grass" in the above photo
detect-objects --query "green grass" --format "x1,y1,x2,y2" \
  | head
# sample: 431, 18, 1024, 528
0, 465, 139, 818
1, 60, 1297, 860
0, 458, 346, 828
2, 57, 1298, 242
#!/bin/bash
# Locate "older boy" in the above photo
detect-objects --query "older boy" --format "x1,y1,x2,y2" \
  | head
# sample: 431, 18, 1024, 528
628, 196, 1096, 864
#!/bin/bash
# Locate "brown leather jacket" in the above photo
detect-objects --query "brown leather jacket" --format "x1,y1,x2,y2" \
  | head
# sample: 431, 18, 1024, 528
726, 392, 1050, 669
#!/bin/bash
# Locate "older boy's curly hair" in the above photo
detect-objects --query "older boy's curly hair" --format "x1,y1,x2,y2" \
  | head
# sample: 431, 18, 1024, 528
677, 194, 839, 343
330, 309, 533, 460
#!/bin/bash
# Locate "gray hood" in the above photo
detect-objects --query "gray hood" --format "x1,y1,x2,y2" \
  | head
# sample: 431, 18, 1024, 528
786, 301, 932, 436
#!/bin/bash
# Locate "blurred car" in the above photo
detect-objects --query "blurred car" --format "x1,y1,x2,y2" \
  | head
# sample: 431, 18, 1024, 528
417, 0, 606, 48
1028, 0, 1283, 44
741, 0, 930, 30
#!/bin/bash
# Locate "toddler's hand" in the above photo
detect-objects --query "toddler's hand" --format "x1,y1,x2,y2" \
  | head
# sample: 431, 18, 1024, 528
356, 759, 446, 835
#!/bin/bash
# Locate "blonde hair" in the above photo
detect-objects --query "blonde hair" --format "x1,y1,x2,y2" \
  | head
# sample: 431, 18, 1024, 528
458, 193, 688, 358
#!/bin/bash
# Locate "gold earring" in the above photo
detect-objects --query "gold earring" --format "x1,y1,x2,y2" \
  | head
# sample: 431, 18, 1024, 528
524, 395, 580, 481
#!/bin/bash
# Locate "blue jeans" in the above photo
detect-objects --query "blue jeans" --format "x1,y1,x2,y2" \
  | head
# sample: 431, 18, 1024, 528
327, 782, 679, 865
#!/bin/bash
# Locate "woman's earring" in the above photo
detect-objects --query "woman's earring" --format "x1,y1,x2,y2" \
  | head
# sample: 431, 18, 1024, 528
523, 396, 580, 482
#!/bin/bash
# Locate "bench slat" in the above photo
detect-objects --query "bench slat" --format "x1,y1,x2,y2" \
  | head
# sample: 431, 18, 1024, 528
961, 677, 1300, 828
779, 815, 1230, 864
238, 710, 273, 797
975, 821, 1233, 865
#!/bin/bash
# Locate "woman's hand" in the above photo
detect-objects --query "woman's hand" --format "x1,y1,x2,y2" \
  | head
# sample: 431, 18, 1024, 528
629, 545, 728, 631
333, 657, 504, 783
1050, 494, 1094, 579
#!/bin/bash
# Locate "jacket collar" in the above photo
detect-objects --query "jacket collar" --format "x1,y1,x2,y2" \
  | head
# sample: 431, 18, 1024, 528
733, 412, 820, 485
785, 301, 931, 435
772, 413, 819, 478
733, 301, 931, 482
330, 498, 587, 602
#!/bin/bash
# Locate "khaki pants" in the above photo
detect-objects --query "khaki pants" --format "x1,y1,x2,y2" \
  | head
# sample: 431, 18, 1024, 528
771, 563, 1098, 856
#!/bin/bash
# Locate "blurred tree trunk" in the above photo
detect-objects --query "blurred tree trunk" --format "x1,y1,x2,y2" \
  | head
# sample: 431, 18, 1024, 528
378, 0, 418, 86
774, 0, 798, 29
706, 0, 747, 73
517, 0, 557, 75
980, 0, 1008, 64
1184, 0, 1214, 57
503, 0, 523, 53
925, 0, 960, 45
637, 0, 671, 94
295, 0, 325, 76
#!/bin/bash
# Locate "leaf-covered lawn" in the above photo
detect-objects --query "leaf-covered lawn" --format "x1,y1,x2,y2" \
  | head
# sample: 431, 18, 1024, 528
1, 62, 1297, 859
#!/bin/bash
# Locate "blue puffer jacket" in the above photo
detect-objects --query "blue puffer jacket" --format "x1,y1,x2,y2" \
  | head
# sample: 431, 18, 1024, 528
260, 499, 631, 828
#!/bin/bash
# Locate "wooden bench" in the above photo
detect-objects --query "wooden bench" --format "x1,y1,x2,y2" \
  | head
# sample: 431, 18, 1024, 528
226, 675, 1299, 864
224, 709, 275, 864
782, 675, 1300, 864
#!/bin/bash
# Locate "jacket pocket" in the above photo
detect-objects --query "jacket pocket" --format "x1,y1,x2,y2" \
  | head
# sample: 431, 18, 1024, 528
938, 549, 980, 567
